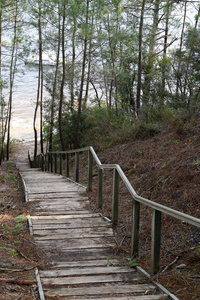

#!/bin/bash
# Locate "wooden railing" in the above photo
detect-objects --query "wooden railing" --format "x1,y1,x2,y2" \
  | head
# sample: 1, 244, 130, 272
29, 146, 200, 274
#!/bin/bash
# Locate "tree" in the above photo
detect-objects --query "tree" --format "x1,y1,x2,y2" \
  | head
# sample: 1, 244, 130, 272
136, 0, 146, 115
6, 0, 24, 160
74, 0, 90, 148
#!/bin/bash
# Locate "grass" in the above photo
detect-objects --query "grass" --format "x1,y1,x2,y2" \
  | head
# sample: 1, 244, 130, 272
14, 215, 28, 223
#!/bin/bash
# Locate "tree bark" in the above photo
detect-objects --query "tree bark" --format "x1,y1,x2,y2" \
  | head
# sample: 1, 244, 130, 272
6, 0, 18, 160
49, 4, 61, 153
142, 0, 159, 110
74, 0, 89, 149
136, 0, 146, 115
58, 3, 66, 152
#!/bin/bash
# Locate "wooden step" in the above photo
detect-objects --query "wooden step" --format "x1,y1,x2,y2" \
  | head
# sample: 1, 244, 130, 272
44, 284, 157, 297
41, 273, 146, 286
18, 167, 171, 300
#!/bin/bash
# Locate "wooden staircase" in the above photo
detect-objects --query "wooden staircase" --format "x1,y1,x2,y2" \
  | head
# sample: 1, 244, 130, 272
17, 162, 170, 300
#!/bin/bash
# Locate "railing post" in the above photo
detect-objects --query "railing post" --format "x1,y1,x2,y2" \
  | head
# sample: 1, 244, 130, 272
66, 153, 69, 177
112, 168, 119, 225
44, 154, 47, 171
41, 155, 44, 171
151, 209, 162, 274
59, 153, 62, 175
131, 200, 140, 257
54, 153, 57, 173
75, 152, 79, 182
97, 168, 103, 208
50, 153, 53, 173
47, 153, 50, 172
88, 149, 93, 191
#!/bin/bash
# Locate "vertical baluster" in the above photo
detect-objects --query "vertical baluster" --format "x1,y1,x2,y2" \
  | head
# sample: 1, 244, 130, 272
88, 150, 93, 191
47, 153, 50, 172
59, 153, 62, 175
55, 153, 57, 173
66, 153, 69, 177
97, 168, 103, 208
44, 154, 47, 171
41, 155, 43, 169
151, 209, 162, 274
112, 168, 119, 225
50, 153, 53, 173
75, 152, 79, 182
131, 200, 140, 257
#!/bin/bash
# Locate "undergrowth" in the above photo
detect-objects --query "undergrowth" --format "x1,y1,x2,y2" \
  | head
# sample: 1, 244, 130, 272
45, 105, 198, 150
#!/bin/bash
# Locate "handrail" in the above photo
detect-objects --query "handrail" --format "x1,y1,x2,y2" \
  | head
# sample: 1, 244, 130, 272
29, 146, 200, 276
89, 147, 200, 228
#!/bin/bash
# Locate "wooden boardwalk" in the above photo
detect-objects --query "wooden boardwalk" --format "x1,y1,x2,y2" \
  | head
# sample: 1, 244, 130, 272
17, 162, 169, 300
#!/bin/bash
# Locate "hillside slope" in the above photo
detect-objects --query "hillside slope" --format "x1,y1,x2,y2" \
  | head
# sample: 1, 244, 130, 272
88, 118, 200, 299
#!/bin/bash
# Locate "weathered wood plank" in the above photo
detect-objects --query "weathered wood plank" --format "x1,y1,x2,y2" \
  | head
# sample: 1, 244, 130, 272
35, 238, 114, 250
59, 296, 168, 300
48, 248, 114, 260
34, 227, 113, 239
28, 197, 88, 202
44, 284, 156, 297
33, 226, 112, 236
31, 216, 107, 223
41, 273, 145, 286
28, 193, 87, 200
33, 210, 92, 216
40, 266, 136, 277
50, 259, 123, 268
31, 213, 100, 220
32, 219, 110, 229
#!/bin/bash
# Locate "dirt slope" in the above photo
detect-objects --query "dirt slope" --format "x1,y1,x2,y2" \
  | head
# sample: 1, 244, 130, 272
87, 119, 200, 299
0, 142, 48, 300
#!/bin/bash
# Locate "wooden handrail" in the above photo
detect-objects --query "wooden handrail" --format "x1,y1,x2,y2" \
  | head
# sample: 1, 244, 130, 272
29, 146, 200, 274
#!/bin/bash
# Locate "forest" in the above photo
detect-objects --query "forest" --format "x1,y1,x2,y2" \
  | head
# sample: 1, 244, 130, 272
0, 0, 200, 162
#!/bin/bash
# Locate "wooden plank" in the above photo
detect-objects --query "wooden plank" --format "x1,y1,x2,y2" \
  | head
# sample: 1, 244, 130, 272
28, 189, 81, 194
32, 223, 109, 230
31, 216, 107, 223
31, 213, 100, 220
34, 198, 89, 205
44, 284, 156, 297
40, 266, 136, 277
34, 201, 89, 207
29, 197, 88, 202
34, 228, 113, 239
33, 226, 112, 236
33, 210, 92, 216
35, 238, 114, 250
50, 259, 123, 268
41, 273, 145, 286
48, 248, 114, 260
28, 193, 87, 200
59, 296, 168, 300
32, 219, 110, 229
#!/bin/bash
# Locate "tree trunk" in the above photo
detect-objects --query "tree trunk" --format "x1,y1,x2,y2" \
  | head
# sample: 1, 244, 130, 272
38, 2, 43, 154
175, 1, 187, 99
160, 1, 170, 106
70, 15, 76, 113
74, 0, 89, 149
142, 0, 159, 110
58, 3, 66, 152
6, 1, 18, 160
49, 5, 61, 153
136, 0, 146, 115
84, 3, 95, 106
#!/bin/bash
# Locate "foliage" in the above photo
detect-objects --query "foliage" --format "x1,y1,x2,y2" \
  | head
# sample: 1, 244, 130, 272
14, 215, 28, 223
1, 1, 200, 159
